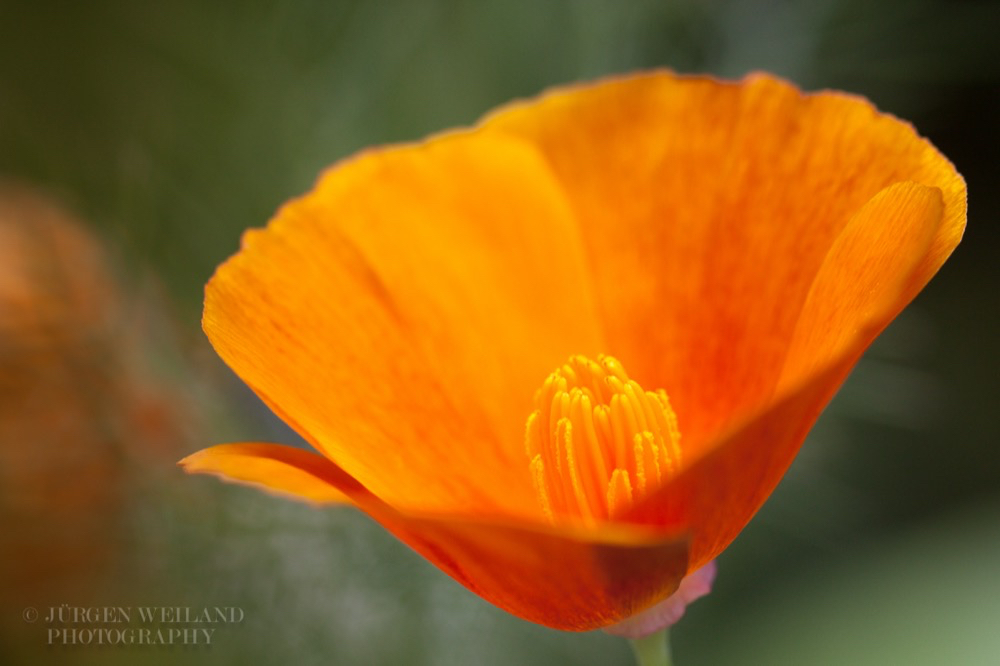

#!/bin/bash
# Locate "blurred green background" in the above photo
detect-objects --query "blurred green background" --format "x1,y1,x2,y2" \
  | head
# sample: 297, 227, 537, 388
1, 0, 997, 664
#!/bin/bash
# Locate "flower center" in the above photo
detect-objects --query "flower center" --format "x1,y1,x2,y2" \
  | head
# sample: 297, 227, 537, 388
525, 354, 682, 525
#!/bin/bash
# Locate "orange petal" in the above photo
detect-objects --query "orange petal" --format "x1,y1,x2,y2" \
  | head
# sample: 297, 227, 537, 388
204, 132, 603, 519
481, 71, 966, 457
625, 179, 951, 569
179, 443, 357, 505
374, 506, 688, 631
778, 181, 946, 389
182, 443, 689, 630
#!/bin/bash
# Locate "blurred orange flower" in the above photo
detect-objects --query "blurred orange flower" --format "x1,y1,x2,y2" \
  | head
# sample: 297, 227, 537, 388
0, 184, 123, 611
182, 72, 966, 631
0, 183, 188, 622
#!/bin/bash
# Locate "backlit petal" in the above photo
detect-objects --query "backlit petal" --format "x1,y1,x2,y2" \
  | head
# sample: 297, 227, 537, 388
204, 132, 602, 518
625, 180, 950, 568
481, 71, 966, 457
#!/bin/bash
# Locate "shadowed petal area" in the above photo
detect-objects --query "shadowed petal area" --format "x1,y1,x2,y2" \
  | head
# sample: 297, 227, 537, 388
204, 133, 603, 519
182, 442, 689, 631
384, 508, 688, 631
481, 71, 966, 459
626, 181, 948, 569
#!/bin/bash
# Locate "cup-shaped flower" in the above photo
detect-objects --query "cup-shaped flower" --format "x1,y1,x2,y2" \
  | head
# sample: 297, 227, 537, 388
181, 71, 966, 632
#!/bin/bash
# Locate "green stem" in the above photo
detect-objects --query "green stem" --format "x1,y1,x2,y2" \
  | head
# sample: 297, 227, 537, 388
629, 628, 672, 666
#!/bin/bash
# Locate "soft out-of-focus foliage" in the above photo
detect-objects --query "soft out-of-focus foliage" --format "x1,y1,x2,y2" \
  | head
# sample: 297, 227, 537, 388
0, 1, 996, 664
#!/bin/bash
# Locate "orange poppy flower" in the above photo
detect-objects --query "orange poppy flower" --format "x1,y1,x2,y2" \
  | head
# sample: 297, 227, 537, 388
181, 71, 966, 632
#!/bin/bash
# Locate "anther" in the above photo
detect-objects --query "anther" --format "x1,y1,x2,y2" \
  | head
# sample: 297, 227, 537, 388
525, 355, 682, 524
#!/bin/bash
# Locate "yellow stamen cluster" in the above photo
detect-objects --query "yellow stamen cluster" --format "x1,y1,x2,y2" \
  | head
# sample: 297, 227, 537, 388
525, 355, 681, 525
